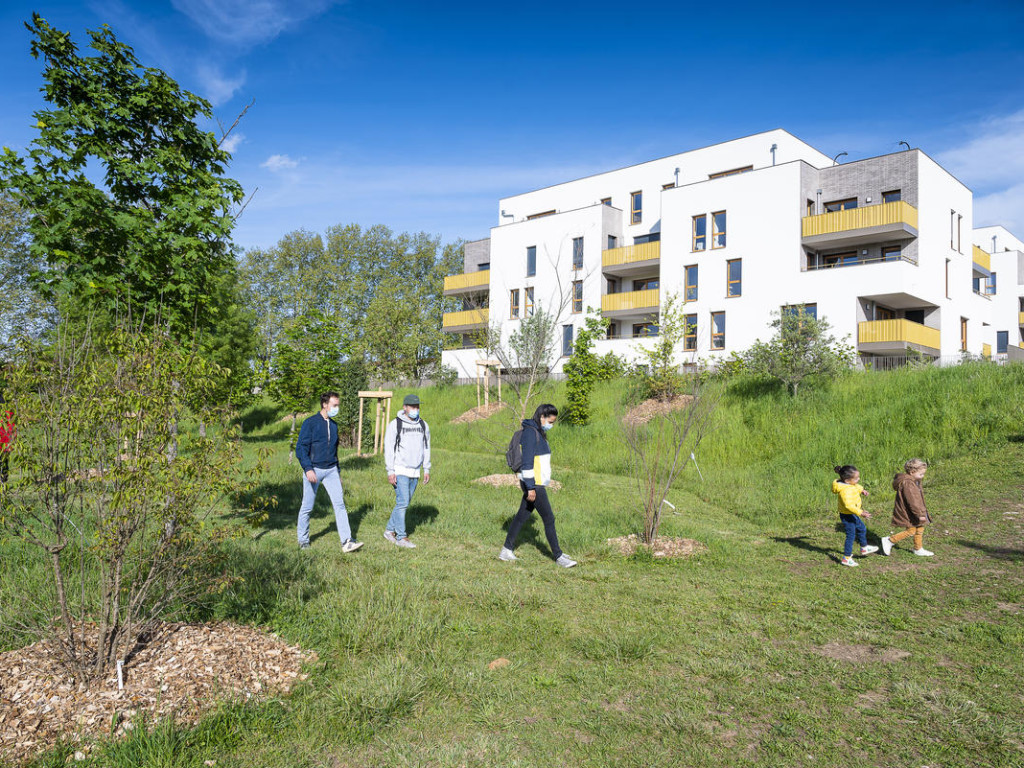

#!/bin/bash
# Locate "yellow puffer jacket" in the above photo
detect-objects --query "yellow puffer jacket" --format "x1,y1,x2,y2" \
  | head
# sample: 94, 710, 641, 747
832, 480, 864, 517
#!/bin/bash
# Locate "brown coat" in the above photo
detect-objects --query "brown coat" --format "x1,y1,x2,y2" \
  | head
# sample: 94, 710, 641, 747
892, 473, 931, 527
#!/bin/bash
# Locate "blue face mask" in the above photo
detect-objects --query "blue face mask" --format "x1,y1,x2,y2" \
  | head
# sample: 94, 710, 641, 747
541, 422, 553, 431
327, 406, 339, 418
408, 408, 420, 420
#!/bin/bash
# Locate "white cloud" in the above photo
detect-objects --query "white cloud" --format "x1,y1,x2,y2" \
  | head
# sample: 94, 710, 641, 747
171, 0, 342, 46
220, 132, 245, 154
261, 154, 300, 172
936, 110, 1024, 237
195, 63, 246, 107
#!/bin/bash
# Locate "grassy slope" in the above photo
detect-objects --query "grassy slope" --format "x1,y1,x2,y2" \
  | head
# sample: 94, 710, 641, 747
11, 365, 1024, 768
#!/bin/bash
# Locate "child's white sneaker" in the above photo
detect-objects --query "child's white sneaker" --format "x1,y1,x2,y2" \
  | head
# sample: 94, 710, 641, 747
860, 545, 879, 555
881, 536, 893, 556
840, 556, 859, 567
913, 548, 934, 557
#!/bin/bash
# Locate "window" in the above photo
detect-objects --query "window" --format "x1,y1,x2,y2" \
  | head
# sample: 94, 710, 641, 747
988, 272, 997, 295
711, 311, 725, 349
527, 210, 555, 220
960, 317, 968, 351
824, 198, 858, 212
692, 214, 707, 251
633, 278, 659, 291
633, 322, 658, 338
601, 197, 612, 206
823, 251, 858, 268
525, 287, 535, 317
633, 232, 661, 245
631, 191, 642, 224
783, 303, 817, 320
662, 182, 675, 190
905, 309, 924, 325
607, 235, 618, 250
478, 262, 490, 271
951, 211, 962, 252
607, 278, 619, 294
945, 259, 950, 298
572, 280, 583, 313
684, 314, 697, 351
973, 276, 982, 294
726, 259, 742, 297
572, 237, 584, 270
562, 324, 574, 357
875, 306, 895, 321
709, 165, 753, 179
957, 214, 963, 253
881, 245, 902, 261
806, 199, 816, 216
606, 322, 618, 340
882, 189, 901, 203
685, 265, 698, 302
712, 210, 727, 248
509, 289, 520, 319
998, 331, 1009, 354
526, 246, 536, 277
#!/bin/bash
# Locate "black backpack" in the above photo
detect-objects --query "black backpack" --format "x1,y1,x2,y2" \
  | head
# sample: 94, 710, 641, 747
505, 423, 539, 472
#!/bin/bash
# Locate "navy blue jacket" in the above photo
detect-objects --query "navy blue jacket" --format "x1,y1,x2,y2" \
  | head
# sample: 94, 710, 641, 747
519, 419, 551, 490
295, 413, 339, 471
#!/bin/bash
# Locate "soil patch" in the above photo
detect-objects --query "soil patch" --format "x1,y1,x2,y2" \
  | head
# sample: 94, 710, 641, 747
813, 642, 910, 664
623, 395, 695, 427
607, 534, 707, 558
473, 474, 562, 491
0, 621, 316, 765
451, 403, 504, 424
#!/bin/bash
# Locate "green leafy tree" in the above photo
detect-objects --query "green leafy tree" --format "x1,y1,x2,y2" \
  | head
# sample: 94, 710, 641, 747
637, 294, 689, 401
0, 15, 243, 337
268, 311, 344, 436
743, 305, 856, 396
564, 311, 622, 426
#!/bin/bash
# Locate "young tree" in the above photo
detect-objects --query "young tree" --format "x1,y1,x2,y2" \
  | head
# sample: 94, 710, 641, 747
563, 311, 621, 426
743, 305, 856, 396
0, 15, 244, 337
635, 293, 689, 402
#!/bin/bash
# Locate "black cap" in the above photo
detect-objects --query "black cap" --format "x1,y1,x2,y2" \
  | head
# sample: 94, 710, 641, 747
403, 394, 420, 406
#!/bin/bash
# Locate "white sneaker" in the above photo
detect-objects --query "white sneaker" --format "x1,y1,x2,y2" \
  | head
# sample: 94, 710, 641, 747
498, 547, 517, 561
860, 545, 879, 556
341, 539, 364, 553
383, 530, 397, 544
555, 554, 577, 568
395, 537, 417, 549
840, 556, 859, 567
913, 548, 934, 557
881, 536, 892, 556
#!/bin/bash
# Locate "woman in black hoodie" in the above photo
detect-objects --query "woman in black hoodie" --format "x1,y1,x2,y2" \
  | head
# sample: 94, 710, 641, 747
499, 403, 577, 567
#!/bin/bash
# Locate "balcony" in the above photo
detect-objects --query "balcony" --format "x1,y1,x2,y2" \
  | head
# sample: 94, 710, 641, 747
858, 319, 939, 356
601, 288, 659, 317
602, 242, 660, 276
803, 201, 919, 249
442, 308, 489, 333
972, 246, 991, 274
443, 269, 490, 296
1018, 312, 1024, 326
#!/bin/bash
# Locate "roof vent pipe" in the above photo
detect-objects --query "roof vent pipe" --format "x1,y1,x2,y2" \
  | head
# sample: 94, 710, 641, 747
832, 152, 848, 166
993, 234, 998, 252
500, 209, 513, 221
674, 167, 680, 186
770, 143, 777, 166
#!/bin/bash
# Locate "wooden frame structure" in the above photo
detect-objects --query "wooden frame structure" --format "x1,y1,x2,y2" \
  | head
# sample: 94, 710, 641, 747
475, 359, 502, 409
357, 390, 393, 456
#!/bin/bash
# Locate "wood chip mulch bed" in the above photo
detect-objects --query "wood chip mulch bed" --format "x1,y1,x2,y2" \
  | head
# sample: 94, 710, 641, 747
622, 395, 695, 427
0, 621, 316, 765
450, 403, 505, 424
473, 474, 562, 491
607, 534, 707, 558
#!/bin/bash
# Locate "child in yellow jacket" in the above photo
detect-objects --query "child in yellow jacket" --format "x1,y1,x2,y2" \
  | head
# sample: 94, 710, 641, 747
832, 464, 879, 567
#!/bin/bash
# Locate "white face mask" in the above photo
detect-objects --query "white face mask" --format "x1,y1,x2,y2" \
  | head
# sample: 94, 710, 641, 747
408, 408, 420, 420
327, 406, 339, 418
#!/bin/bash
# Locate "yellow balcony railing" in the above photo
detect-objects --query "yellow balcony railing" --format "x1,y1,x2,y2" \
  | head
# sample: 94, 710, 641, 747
442, 308, 488, 330
858, 319, 939, 350
1018, 312, 1024, 326
601, 289, 660, 314
972, 245, 991, 272
803, 201, 918, 238
444, 270, 490, 292
983, 343, 992, 359
602, 241, 661, 267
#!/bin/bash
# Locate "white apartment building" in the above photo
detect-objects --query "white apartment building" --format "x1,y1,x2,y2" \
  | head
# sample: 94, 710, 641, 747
440, 128, 1024, 376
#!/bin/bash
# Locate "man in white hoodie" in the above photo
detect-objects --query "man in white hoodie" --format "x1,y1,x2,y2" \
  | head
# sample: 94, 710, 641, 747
383, 393, 431, 548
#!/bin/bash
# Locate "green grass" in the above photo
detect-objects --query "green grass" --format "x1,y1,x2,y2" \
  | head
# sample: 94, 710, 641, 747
5, 365, 1024, 767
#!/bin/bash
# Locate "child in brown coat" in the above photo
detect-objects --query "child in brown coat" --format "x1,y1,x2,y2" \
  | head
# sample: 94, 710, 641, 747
882, 458, 933, 557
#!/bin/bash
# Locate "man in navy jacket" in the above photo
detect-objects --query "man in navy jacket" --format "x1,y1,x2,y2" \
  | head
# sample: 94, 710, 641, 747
295, 391, 363, 552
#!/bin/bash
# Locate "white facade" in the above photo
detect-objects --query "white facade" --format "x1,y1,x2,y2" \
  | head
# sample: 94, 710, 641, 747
442, 129, 1024, 376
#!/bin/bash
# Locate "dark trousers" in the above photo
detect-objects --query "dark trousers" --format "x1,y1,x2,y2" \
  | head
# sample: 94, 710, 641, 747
504, 482, 563, 559
840, 513, 867, 557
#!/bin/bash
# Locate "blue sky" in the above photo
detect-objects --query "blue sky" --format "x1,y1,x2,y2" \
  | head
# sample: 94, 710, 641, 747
2, 0, 1023, 252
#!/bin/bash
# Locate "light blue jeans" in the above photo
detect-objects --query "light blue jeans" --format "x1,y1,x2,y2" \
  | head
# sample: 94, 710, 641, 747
386, 475, 419, 540
297, 466, 352, 545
